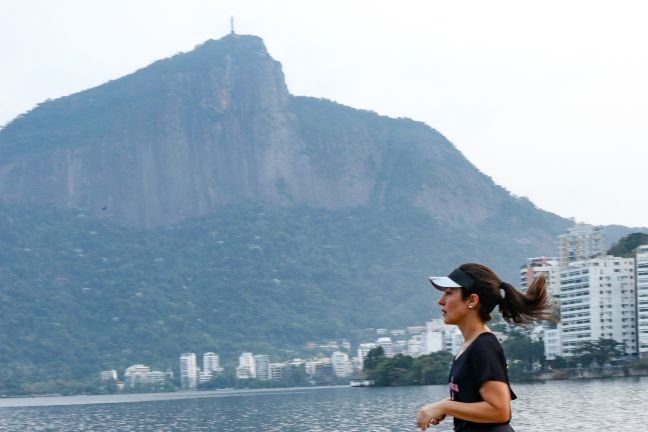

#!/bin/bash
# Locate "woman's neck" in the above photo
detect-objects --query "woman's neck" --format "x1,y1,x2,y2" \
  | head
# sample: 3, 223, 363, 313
458, 318, 489, 343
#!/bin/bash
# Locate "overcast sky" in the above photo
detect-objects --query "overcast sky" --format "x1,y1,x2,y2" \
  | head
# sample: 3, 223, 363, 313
2, 0, 647, 227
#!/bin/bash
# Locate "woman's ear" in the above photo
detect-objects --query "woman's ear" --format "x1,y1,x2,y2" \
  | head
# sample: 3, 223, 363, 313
469, 293, 480, 306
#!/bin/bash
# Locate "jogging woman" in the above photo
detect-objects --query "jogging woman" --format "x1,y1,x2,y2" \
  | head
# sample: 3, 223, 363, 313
416, 263, 556, 431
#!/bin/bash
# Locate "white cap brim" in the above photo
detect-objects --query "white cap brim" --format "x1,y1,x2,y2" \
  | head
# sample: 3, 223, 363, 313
428, 276, 462, 291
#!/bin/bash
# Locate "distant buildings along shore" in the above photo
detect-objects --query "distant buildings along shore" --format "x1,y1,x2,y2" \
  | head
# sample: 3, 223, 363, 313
100, 223, 648, 389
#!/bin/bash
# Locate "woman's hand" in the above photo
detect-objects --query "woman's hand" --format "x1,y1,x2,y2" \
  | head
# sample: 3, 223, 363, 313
429, 414, 446, 426
416, 401, 447, 430
418, 382, 512, 426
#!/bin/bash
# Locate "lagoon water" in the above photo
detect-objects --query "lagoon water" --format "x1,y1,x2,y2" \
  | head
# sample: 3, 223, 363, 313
1, 378, 647, 431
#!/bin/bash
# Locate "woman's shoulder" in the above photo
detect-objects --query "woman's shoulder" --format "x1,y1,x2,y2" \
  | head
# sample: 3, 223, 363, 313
471, 332, 503, 350
467, 332, 507, 366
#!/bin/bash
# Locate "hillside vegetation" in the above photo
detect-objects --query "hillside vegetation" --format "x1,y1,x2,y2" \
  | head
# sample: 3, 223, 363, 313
2, 35, 642, 394
607, 232, 648, 257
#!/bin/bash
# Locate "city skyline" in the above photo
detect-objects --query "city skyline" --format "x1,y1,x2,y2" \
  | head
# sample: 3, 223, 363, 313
101, 223, 648, 390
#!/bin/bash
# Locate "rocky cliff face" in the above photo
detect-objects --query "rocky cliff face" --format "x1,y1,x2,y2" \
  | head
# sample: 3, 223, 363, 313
1, 36, 295, 227
0, 34, 527, 229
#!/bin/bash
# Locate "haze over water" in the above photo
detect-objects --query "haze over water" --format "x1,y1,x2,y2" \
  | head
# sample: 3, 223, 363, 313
1, 378, 645, 431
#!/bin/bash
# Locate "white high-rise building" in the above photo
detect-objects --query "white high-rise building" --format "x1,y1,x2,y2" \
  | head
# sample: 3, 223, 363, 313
520, 257, 561, 299
558, 224, 605, 268
356, 342, 378, 370
236, 365, 252, 379
444, 326, 464, 354
635, 245, 648, 354
124, 364, 150, 387
179, 353, 198, 389
424, 319, 447, 354
376, 337, 394, 357
394, 339, 408, 356
100, 370, 118, 381
203, 352, 224, 376
254, 354, 271, 380
237, 352, 256, 379
331, 351, 352, 377
560, 256, 636, 356
269, 363, 287, 380
520, 257, 562, 359
147, 370, 168, 386
541, 326, 562, 360
407, 335, 424, 358
312, 358, 334, 380
198, 370, 214, 384
306, 359, 332, 378
407, 326, 426, 334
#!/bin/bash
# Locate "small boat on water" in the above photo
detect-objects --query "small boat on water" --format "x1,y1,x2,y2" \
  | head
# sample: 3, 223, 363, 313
349, 379, 374, 387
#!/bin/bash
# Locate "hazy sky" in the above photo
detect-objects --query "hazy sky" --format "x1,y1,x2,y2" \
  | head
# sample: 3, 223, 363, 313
2, 0, 647, 227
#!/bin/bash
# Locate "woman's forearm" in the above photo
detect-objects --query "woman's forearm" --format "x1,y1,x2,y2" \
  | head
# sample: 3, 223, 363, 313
439, 399, 510, 424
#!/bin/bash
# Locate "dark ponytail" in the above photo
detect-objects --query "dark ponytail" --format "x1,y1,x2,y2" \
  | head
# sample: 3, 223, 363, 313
459, 263, 558, 325
498, 277, 557, 324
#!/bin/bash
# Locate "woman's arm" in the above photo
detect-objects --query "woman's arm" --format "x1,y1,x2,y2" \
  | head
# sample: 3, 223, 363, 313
417, 381, 511, 429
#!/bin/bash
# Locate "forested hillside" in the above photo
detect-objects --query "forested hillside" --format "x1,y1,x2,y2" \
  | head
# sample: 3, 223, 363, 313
2, 34, 642, 394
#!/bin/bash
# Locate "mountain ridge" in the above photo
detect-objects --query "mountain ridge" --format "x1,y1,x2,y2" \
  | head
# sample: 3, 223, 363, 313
0, 34, 564, 231
1, 34, 645, 392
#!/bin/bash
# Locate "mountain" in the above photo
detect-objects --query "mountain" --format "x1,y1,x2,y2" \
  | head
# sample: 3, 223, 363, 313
0, 34, 643, 393
607, 232, 648, 257
0, 35, 558, 232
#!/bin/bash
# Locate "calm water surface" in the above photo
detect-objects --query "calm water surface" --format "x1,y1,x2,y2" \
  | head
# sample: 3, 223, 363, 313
1, 378, 646, 431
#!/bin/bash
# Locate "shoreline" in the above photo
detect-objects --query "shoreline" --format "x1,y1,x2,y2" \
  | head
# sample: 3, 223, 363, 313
533, 365, 648, 381
0, 385, 348, 409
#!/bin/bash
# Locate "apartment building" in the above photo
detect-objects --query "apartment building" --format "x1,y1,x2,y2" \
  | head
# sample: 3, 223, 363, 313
560, 256, 636, 356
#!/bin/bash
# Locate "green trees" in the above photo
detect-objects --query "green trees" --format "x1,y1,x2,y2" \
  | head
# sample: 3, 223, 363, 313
0, 200, 614, 394
502, 332, 544, 366
607, 232, 648, 257
412, 352, 454, 384
499, 332, 545, 381
0, 202, 460, 393
363, 351, 453, 386
572, 339, 626, 367
363, 347, 385, 370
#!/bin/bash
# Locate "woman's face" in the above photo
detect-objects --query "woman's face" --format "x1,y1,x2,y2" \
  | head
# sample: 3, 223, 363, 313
437, 287, 470, 325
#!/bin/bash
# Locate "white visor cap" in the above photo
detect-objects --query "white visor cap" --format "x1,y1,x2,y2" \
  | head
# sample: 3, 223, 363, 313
428, 276, 462, 290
